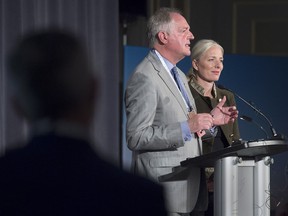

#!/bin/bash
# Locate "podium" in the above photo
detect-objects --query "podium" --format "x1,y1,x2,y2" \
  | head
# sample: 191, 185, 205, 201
159, 138, 288, 216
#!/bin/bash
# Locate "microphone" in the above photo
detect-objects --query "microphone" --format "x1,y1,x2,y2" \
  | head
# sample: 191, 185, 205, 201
239, 115, 269, 139
217, 84, 278, 138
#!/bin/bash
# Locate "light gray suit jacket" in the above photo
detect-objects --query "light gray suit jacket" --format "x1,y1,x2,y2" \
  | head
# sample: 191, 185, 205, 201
125, 51, 206, 213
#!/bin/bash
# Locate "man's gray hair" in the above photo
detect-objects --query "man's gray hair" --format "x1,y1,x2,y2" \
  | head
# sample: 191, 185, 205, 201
147, 7, 182, 48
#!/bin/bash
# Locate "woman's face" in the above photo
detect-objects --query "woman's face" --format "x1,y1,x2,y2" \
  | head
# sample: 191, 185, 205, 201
192, 45, 224, 83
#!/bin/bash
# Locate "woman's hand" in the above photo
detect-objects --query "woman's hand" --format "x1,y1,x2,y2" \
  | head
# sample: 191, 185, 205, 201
211, 96, 238, 126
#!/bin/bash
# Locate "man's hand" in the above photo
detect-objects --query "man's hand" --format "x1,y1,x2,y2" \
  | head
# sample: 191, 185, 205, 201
187, 112, 214, 133
210, 96, 238, 126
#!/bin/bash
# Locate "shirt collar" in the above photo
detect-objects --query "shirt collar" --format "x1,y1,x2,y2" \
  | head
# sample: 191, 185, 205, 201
189, 76, 218, 98
153, 49, 175, 71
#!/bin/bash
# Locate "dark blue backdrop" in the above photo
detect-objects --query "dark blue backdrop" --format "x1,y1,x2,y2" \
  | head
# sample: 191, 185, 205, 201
122, 46, 288, 210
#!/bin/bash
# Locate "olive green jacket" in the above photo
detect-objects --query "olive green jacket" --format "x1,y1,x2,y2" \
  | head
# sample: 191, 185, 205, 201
188, 78, 240, 153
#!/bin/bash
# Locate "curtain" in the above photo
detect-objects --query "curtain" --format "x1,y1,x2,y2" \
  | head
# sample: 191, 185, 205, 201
0, 0, 120, 164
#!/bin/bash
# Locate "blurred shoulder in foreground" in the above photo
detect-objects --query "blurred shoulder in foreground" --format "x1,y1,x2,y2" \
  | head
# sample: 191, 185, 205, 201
0, 29, 167, 216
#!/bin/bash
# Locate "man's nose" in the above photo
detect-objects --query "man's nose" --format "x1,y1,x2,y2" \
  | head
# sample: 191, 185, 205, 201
188, 31, 194, 40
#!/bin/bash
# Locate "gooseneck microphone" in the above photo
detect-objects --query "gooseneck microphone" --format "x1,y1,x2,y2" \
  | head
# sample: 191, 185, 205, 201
217, 84, 278, 138
239, 115, 269, 139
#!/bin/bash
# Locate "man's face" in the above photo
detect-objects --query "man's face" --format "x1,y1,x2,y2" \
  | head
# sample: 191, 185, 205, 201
166, 13, 194, 63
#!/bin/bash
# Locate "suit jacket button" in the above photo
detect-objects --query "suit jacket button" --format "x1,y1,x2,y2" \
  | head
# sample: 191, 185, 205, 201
230, 134, 234, 137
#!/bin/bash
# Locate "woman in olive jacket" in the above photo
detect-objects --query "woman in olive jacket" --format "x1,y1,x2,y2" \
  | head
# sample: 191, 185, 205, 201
187, 39, 241, 216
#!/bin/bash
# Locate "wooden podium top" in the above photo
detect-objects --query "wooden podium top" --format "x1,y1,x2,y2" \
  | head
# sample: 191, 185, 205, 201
158, 138, 288, 182
180, 138, 288, 168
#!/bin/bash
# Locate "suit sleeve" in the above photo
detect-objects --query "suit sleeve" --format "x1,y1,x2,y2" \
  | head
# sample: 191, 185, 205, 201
125, 71, 185, 151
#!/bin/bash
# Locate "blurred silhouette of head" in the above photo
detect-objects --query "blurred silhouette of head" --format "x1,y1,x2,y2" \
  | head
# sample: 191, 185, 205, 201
7, 29, 97, 124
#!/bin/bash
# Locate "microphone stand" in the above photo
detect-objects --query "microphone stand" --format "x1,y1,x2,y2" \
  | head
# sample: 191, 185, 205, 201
234, 92, 277, 137
217, 85, 278, 138
240, 115, 269, 139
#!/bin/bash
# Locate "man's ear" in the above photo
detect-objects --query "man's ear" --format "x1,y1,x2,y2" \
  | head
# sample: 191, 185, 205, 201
157, 31, 169, 45
192, 59, 199, 71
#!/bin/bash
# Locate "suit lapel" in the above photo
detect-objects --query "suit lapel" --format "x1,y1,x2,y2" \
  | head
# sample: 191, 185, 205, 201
147, 52, 190, 115
179, 70, 197, 112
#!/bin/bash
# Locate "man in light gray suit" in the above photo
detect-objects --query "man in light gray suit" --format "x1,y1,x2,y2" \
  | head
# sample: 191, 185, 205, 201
125, 7, 238, 216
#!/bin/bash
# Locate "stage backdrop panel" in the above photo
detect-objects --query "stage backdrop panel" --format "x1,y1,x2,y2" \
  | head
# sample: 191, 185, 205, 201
122, 45, 288, 211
